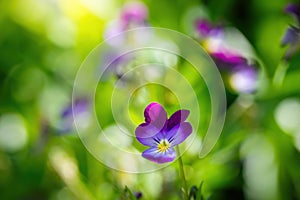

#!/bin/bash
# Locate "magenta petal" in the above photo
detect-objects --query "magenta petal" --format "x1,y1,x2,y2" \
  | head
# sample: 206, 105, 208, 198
121, 2, 148, 24
211, 52, 245, 64
167, 110, 190, 130
142, 147, 176, 163
195, 19, 212, 37
167, 122, 193, 146
144, 103, 167, 130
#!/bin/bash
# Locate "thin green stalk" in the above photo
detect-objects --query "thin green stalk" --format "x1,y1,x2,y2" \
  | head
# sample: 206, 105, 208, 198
272, 60, 289, 88
176, 146, 189, 200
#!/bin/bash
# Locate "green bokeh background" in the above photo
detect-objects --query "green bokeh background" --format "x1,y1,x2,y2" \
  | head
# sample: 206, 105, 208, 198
1, 0, 300, 199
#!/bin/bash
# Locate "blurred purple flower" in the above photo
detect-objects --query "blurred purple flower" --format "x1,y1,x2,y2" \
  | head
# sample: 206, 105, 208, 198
230, 63, 258, 94
134, 192, 143, 199
135, 103, 192, 163
281, 26, 300, 46
99, 50, 132, 80
285, 3, 300, 23
59, 98, 90, 133
101, 2, 151, 83
194, 18, 259, 93
194, 18, 243, 69
194, 18, 223, 38
121, 2, 148, 27
195, 19, 212, 37
282, 3, 300, 59
104, 2, 149, 40
211, 52, 246, 69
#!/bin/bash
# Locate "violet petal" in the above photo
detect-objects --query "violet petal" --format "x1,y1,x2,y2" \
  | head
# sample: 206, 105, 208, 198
62, 99, 89, 118
144, 102, 167, 131
60, 98, 89, 133
135, 123, 163, 146
211, 52, 245, 65
166, 122, 193, 146
167, 110, 190, 130
281, 26, 300, 46
285, 3, 300, 23
195, 19, 212, 37
142, 147, 176, 163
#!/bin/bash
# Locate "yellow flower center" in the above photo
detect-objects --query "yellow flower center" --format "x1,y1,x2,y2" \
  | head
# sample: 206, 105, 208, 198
157, 139, 170, 152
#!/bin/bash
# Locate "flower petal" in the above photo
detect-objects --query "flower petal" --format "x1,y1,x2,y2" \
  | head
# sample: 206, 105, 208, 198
167, 109, 190, 130
211, 52, 245, 65
230, 64, 258, 93
121, 2, 148, 24
281, 26, 300, 46
144, 102, 167, 131
142, 147, 176, 163
195, 19, 212, 37
135, 123, 163, 146
285, 3, 300, 23
166, 122, 193, 146
135, 103, 168, 146
62, 98, 89, 118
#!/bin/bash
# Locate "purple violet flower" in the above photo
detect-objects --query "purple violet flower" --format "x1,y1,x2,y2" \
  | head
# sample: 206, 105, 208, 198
210, 52, 246, 69
195, 19, 213, 37
101, 2, 150, 83
194, 18, 223, 38
193, 17, 259, 93
285, 3, 300, 23
230, 63, 258, 94
281, 26, 300, 47
121, 2, 148, 27
194, 18, 245, 69
104, 2, 149, 40
135, 103, 192, 163
282, 3, 300, 59
59, 98, 90, 133
99, 50, 133, 81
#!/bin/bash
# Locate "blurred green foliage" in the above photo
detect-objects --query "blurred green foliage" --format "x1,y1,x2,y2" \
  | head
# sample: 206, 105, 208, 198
1, 0, 300, 200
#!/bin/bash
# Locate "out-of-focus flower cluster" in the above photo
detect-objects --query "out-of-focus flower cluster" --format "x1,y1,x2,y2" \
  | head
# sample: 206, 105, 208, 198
281, 3, 300, 59
100, 2, 150, 81
192, 15, 259, 94
99, 2, 179, 85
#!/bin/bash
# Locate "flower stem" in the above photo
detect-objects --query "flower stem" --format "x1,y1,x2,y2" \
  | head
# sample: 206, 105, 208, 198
176, 146, 189, 200
272, 60, 289, 88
